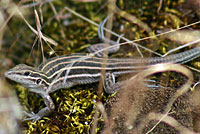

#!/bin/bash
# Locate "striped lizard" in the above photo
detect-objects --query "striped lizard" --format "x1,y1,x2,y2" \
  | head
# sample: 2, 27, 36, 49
4, 19, 200, 121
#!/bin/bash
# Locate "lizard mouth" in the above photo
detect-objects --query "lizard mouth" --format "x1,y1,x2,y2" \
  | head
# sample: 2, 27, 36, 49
22, 83, 44, 90
4, 71, 12, 79
22, 84, 37, 89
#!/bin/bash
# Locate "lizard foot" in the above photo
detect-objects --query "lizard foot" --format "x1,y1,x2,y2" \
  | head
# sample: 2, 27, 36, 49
22, 111, 41, 122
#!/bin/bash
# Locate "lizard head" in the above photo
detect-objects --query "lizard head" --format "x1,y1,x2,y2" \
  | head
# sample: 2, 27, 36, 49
5, 64, 49, 94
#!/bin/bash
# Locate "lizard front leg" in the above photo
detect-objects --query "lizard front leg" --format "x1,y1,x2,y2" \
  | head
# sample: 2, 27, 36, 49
23, 93, 55, 122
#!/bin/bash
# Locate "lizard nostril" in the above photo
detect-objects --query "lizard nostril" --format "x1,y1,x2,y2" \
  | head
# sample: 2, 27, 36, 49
5, 71, 10, 77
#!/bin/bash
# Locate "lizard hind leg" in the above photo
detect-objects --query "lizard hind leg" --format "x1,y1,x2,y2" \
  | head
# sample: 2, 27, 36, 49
87, 16, 123, 57
103, 72, 120, 94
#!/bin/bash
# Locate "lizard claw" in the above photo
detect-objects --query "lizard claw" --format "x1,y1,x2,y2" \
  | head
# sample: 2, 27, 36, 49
22, 111, 41, 122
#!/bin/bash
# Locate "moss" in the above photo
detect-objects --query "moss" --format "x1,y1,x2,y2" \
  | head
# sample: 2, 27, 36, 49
23, 86, 100, 133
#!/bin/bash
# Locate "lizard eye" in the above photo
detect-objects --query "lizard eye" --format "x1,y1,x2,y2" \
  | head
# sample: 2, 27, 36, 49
36, 79, 42, 84
24, 72, 30, 76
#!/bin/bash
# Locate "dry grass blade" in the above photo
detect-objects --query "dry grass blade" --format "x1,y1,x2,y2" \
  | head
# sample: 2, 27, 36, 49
103, 63, 194, 133
34, 9, 45, 60
49, 2, 67, 41
162, 39, 200, 57
96, 0, 115, 100
72, 0, 100, 2
0, 0, 27, 50
157, 0, 163, 14
164, 30, 200, 44
132, 63, 193, 133
92, 2, 115, 133
162, 30, 200, 56
115, 7, 152, 34
91, 101, 108, 134
16, 7, 58, 46
64, 6, 200, 58
147, 112, 199, 134
64, 6, 154, 57
21, 0, 54, 8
